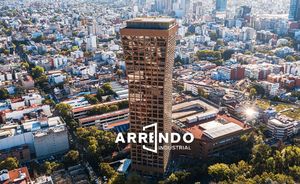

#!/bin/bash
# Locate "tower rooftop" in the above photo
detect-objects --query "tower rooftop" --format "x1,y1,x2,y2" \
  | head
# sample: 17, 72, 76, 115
125, 17, 176, 30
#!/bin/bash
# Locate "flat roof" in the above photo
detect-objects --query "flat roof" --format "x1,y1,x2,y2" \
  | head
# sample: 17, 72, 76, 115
181, 115, 249, 140
79, 109, 129, 124
172, 99, 219, 122
125, 17, 176, 30
269, 118, 294, 128
0, 116, 64, 137
117, 159, 131, 173
127, 17, 175, 23
199, 121, 223, 130
72, 99, 127, 113
203, 123, 243, 139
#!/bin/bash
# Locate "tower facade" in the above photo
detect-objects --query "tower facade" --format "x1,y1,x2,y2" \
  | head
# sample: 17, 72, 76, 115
120, 18, 178, 176
216, 0, 227, 12
289, 0, 300, 21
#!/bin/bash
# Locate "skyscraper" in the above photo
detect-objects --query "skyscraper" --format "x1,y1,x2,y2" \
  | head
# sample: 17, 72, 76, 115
120, 18, 178, 176
216, 0, 227, 12
289, 0, 300, 21
155, 0, 172, 14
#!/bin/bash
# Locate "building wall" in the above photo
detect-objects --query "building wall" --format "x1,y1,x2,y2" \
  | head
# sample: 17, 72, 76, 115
0, 132, 34, 153
33, 128, 69, 158
267, 121, 294, 140
0, 145, 31, 163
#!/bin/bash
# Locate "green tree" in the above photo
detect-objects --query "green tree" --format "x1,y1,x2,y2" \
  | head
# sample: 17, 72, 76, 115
43, 161, 61, 175
282, 146, 300, 168
286, 55, 296, 62
96, 88, 105, 102
163, 173, 178, 184
99, 163, 116, 180
35, 74, 49, 90
251, 143, 272, 175
250, 84, 265, 97
208, 163, 232, 182
265, 157, 275, 172
289, 166, 300, 181
102, 83, 113, 95
232, 175, 256, 184
160, 171, 193, 184
42, 98, 55, 106
76, 127, 117, 165
31, 66, 45, 79
0, 157, 19, 170
117, 100, 129, 109
109, 105, 119, 112
223, 49, 235, 60
55, 103, 72, 118
63, 150, 79, 167
0, 88, 9, 100
21, 62, 30, 69
84, 94, 99, 104
230, 160, 252, 179
253, 172, 295, 184
67, 119, 79, 130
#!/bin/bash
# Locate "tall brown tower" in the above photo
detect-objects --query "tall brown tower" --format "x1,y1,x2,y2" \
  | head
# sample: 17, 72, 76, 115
120, 18, 178, 176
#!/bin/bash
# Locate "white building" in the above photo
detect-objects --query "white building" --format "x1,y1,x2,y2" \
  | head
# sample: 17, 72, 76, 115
22, 93, 43, 106
86, 35, 97, 51
267, 118, 294, 140
0, 117, 69, 158
33, 117, 69, 158
184, 83, 199, 95
53, 56, 68, 69
284, 61, 300, 76
4, 105, 51, 120
71, 50, 84, 59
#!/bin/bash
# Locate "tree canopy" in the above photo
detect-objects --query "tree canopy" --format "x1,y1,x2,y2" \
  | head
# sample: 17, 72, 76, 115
0, 157, 19, 170
0, 88, 9, 100
31, 66, 45, 79
55, 103, 72, 118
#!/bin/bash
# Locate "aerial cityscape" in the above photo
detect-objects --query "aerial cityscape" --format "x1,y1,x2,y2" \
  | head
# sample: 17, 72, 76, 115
0, 0, 300, 183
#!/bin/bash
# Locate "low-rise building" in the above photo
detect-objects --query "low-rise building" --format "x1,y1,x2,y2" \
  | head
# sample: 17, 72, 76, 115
172, 99, 251, 159
0, 167, 31, 184
78, 109, 129, 127
0, 117, 69, 159
20, 75, 35, 89
267, 118, 294, 140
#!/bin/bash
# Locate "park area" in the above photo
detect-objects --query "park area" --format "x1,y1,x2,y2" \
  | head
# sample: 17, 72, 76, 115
256, 99, 300, 120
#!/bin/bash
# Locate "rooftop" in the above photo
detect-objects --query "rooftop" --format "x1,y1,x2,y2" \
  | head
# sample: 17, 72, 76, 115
72, 99, 127, 113
0, 116, 65, 138
79, 109, 129, 124
182, 114, 250, 140
203, 123, 243, 139
125, 17, 176, 30
268, 118, 294, 128
0, 167, 30, 184
172, 99, 219, 123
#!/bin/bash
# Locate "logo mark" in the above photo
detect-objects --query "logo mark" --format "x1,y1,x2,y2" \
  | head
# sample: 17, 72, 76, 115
115, 123, 194, 154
